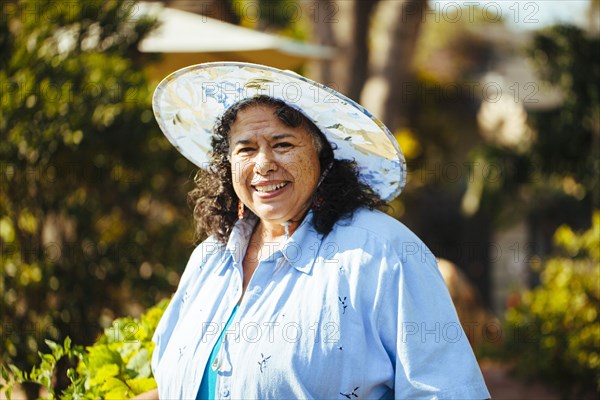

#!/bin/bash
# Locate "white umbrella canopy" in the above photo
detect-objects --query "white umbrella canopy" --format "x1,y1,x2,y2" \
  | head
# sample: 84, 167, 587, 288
136, 2, 333, 76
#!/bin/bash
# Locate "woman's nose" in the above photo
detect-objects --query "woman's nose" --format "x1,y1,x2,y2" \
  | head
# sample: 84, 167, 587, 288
253, 149, 277, 175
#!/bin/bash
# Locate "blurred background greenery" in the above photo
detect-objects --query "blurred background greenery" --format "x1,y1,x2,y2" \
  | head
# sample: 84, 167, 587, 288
1, 0, 598, 399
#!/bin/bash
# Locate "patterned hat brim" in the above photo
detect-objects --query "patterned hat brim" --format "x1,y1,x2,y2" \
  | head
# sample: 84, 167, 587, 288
152, 62, 406, 201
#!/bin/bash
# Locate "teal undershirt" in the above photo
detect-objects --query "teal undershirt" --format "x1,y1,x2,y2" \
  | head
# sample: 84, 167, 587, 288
196, 306, 238, 400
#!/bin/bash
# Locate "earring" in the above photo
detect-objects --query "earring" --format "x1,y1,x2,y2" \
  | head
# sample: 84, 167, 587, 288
238, 200, 245, 220
312, 195, 325, 210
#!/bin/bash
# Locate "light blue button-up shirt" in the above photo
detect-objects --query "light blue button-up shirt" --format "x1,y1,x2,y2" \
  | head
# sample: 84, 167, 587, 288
152, 208, 490, 399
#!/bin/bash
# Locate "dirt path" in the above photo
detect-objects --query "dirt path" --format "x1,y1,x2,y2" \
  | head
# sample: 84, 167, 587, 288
481, 361, 560, 399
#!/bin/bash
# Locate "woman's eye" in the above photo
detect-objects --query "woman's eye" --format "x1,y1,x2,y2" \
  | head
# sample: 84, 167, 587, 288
274, 142, 292, 148
238, 147, 255, 153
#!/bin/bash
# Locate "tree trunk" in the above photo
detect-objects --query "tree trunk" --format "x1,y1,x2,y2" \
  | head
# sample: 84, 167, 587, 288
308, 0, 379, 100
22, 382, 40, 400
361, 0, 427, 131
348, 0, 379, 101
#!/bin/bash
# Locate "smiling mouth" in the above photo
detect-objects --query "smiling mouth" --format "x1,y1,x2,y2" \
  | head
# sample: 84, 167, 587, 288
253, 182, 289, 193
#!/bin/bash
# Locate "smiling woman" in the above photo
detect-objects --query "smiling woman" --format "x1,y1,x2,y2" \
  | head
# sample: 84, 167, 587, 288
188, 95, 383, 245
141, 62, 490, 400
229, 103, 321, 232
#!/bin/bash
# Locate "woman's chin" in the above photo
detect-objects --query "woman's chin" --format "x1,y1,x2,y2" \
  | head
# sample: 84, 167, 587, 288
253, 209, 289, 224
252, 205, 299, 225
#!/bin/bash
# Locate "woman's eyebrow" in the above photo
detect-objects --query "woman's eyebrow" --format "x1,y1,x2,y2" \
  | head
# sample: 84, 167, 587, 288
271, 133, 295, 140
233, 133, 295, 146
233, 138, 254, 146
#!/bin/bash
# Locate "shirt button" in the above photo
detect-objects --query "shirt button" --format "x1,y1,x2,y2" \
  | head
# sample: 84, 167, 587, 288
222, 387, 230, 397
254, 286, 262, 294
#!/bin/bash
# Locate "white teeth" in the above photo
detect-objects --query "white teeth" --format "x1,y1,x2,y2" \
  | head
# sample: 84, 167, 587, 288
254, 182, 287, 192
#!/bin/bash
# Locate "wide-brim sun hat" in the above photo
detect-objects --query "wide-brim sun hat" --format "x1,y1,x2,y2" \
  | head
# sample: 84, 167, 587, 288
152, 62, 406, 201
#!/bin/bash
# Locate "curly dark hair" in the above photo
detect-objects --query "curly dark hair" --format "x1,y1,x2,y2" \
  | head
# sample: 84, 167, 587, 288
187, 95, 384, 243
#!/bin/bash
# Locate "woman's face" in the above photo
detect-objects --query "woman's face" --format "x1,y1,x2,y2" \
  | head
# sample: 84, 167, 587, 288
229, 105, 321, 227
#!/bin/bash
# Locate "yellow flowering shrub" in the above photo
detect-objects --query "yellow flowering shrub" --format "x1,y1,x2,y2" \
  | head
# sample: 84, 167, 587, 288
502, 212, 600, 398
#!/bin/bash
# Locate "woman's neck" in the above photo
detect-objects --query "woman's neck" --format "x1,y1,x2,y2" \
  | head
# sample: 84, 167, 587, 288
255, 219, 300, 242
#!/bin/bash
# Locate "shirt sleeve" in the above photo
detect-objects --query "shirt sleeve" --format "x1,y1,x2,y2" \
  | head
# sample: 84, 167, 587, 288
377, 239, 491, 399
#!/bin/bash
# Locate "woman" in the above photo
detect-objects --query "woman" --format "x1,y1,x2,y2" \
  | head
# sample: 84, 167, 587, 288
140, 63, 490, 399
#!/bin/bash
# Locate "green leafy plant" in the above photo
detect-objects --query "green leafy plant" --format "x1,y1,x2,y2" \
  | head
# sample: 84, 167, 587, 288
1, 2, 192, 397
1, 300, 168, 399
501, 212, 600, 398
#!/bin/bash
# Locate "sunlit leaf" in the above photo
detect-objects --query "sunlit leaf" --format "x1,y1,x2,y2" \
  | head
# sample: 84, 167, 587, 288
125, 377, 157, 395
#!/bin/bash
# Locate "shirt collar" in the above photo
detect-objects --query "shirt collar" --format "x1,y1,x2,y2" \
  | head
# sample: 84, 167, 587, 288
280, 210, 324, 274
218, 214, 258, 274
220, 211, 324, 275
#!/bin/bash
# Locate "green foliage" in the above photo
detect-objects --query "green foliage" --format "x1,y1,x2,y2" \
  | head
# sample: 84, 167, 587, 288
0, 0, 194, 393
501, 213, 600, 398
527, 25, 600, 198
2, 300, 168, 399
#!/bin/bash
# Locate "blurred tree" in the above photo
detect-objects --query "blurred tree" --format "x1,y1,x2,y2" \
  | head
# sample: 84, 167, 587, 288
234, 0, 296, 31
309, 0, 381, 100
309, 0, 426, 105
467, 25, 599, 261
0, 1, 194, 397
361, 0, 427, 131
528, 26, 599, 202
393, 6, 505, 304
164, 0, 239, 24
